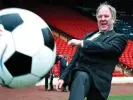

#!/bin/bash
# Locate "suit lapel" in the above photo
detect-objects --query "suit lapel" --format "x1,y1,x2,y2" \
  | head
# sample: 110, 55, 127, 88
82, 30, 116, 41
83, 30, 99, 40
102, 30, 116, 41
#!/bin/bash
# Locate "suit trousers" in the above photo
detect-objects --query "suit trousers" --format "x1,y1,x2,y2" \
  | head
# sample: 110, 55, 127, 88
69, 71, 105, 100
45, 73, 53, 90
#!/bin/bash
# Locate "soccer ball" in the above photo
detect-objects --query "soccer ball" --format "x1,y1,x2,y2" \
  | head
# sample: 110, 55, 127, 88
0, 8, 56, 88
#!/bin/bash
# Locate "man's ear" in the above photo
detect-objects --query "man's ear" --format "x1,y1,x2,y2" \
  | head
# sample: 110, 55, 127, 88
112, 19, 115, 24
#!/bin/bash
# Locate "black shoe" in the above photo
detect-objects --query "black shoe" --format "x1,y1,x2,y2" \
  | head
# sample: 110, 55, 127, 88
63, 87, 67, 92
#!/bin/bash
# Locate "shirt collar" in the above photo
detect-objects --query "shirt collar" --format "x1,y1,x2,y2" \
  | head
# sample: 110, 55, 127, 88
99, 28, 113, 34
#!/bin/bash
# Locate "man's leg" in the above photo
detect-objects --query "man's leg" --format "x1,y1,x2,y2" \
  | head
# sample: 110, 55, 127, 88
69, 71, 92, 100
50, 73, 53, 90
45, 73, 49, 91
63, 86, 67, 92
86, 87, 105, 100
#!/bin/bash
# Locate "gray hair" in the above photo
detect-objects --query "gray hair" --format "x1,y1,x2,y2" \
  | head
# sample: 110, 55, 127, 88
96, 2, 116, 22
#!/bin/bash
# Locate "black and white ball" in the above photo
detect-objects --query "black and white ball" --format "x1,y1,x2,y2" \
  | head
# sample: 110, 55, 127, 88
0, 8, 56, 88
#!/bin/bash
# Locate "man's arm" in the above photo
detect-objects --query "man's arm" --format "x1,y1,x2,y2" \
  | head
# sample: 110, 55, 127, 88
82, 34, 127, 55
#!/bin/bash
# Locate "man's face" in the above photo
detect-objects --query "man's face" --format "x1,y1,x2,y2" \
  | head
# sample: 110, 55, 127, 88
96, 6, 114, 32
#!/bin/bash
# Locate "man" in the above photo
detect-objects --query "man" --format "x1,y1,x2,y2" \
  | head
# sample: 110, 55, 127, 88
45, 53, 61, 91
44, 68, 54, 91
60, 54, 68, 76
55, 53, 62, 64
59, 54, 68, 92
56, 2, 128, 100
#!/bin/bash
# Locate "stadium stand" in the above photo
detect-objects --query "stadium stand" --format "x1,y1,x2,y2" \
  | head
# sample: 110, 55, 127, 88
53, 34, 76, 76
34, 4, 98, 39
119, 40, 133, 69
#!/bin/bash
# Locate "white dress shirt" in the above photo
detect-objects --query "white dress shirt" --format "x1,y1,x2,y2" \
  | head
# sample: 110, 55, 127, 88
81, 32, 101, 47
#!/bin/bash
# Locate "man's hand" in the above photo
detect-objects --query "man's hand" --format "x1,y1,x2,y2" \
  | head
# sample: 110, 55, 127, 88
55, 79, 64, 91
68, 39, 83, 47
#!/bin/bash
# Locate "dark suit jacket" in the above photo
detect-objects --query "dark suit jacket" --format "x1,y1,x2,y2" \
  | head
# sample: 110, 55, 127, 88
54, 54, 61, 64
60, 30, 127, 99
60, 57, 67, 75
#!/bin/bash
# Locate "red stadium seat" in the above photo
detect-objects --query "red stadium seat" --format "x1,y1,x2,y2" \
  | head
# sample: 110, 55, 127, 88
119, 40, 133, 69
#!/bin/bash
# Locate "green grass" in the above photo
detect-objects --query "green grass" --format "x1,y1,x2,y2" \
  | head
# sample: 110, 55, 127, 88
108, 94, 133, 100
58, 94, 133, 100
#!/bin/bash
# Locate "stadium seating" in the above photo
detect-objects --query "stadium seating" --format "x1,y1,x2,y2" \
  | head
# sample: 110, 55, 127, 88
54, 35, 76, 62
53, 35, 76, 76
119, 40, 133, 69
113, 70, 125, 77
34, 4, 98, 39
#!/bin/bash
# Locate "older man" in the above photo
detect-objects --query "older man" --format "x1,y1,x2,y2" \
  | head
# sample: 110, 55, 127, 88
56, 2, 127, 100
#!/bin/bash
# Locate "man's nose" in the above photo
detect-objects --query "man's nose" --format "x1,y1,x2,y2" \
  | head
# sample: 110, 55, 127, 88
101, 16, 105, 20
